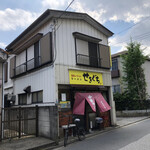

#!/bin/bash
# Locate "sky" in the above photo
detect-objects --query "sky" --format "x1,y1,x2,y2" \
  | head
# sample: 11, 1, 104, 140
1, 0, 150, 55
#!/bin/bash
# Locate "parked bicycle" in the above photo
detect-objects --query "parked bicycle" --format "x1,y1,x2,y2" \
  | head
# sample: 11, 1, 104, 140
62, 115, 85, 147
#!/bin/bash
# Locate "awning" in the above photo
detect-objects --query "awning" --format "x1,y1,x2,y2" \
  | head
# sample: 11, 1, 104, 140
73, 92, 111, 115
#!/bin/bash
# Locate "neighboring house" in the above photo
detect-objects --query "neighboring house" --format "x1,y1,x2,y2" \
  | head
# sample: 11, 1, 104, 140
111, 51, 127, 93
111, 51, 150, 96
0, 48, 7, 108
0, 48, 7, 139
4, 9, 116, 139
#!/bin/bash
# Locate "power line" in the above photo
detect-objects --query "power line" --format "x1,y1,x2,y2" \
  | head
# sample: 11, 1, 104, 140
55, 0, 75, 31
52, 0, 75, 64
112, 31, 150, 46
58, 0, 75, 19
114, 16, 150, 35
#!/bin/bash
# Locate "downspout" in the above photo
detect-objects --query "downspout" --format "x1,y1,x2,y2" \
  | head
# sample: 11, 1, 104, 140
1, 62, 4, 139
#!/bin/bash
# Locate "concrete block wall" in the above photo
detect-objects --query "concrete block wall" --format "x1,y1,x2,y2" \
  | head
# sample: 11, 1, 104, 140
38, 106, 58, 141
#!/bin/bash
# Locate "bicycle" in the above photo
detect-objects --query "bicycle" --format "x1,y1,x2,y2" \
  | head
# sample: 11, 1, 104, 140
62, 115, 85, 147
73, 118, 85, 141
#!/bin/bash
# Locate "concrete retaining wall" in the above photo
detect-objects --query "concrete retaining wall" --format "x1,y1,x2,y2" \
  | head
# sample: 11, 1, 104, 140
116, 109, 150, 117
38, 106, 58, 141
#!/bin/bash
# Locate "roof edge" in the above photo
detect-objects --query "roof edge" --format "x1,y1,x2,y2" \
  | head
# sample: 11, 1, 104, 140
6, 9, 114, 50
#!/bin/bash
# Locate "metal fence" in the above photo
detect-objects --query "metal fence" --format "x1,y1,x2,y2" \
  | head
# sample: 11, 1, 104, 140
115, 100, 150, 111
1, 106, 38, 140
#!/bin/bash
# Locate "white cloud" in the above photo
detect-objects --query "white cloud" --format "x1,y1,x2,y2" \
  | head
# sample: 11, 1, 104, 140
42, 0, 69, 9
70, 0, 150, 24
40, 0, 150, 24
109, 18, 150, 54
0, 8, 39, 31
0, 42, 7, 49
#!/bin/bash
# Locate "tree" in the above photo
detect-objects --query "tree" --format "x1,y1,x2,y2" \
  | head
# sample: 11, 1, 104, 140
121, 41, 147, 100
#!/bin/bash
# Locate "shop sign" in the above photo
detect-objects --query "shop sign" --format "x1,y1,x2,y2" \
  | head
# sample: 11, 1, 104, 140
69, 70, 103, 85
60, 101, 71, 108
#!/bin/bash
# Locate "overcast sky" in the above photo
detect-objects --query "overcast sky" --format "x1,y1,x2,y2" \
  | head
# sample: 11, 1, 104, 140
1, 0, 150, 54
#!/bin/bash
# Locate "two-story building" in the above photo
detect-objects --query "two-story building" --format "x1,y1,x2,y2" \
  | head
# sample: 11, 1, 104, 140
111, 50, 150, 97
4, 9, 116, 139
0, 48, 7, 139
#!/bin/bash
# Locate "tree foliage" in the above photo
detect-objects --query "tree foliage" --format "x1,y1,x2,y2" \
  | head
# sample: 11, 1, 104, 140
121, 41, 147, 100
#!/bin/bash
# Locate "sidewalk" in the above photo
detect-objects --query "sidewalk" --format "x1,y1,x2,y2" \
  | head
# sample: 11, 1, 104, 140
117, 116, 149, 126
0, 137, 56, 150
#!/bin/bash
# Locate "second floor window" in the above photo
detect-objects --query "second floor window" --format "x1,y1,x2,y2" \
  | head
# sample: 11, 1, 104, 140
112, 58, 118, 71
74, 32, 111, 69
9, 32, 53, 78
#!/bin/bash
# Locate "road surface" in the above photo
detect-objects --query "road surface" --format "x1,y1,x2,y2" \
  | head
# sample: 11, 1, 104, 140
54, 118, 150, 150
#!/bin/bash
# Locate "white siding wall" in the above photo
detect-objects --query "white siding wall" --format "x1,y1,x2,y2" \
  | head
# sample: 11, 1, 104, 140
14, 66, 55, 105
55, 19, 108, 66
55, 65, 111, 86
4, 18, 111, 106
143, 61, 150, 97
4, 55, 15, 94
54, 19, 111, 87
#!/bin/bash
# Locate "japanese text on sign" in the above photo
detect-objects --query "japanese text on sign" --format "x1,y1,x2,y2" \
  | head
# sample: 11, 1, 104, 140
69, 70, 103, 85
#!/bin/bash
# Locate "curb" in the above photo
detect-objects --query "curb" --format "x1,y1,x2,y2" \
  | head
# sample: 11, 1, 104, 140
28, 141, 57, 150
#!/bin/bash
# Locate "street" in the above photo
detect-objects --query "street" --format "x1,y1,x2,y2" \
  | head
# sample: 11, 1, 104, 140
54, 118, 150, 150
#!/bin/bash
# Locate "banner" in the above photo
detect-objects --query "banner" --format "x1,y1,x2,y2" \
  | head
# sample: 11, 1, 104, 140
69, 70, 103, 85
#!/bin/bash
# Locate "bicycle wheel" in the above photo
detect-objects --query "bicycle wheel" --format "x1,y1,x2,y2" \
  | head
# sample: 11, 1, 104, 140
78, 128, 85, 141
64, 130, 68, 147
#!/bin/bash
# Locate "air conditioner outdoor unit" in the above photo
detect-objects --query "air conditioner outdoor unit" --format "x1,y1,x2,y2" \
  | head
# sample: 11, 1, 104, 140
7, 94, 16, 101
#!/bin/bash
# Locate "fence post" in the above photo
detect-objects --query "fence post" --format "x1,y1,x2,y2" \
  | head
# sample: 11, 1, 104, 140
36, 105, 39, 137
18, 107, 21, 138
0, 108, 2, 141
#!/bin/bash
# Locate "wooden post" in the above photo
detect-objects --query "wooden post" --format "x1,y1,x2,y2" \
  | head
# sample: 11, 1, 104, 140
36, 105, 39, 137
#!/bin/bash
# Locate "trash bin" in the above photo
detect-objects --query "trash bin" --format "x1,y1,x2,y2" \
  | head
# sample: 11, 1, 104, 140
95, 117, 103, 130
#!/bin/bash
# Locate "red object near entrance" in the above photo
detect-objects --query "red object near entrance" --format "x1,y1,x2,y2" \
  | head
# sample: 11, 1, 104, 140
73, 92, 111, 115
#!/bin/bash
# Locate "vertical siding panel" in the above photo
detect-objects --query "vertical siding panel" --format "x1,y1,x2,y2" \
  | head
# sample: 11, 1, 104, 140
55, 18, 111, 86
56, 20, 61, 64
14, 67, 55, 104
66, 20, 69, 66
71, 19, 76, 66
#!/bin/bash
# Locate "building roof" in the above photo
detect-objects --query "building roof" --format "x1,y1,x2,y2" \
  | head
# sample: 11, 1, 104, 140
111, 50, 150, 61
6, 9, 114, 51
111, 50, 128, 58
0, 48, 9, 55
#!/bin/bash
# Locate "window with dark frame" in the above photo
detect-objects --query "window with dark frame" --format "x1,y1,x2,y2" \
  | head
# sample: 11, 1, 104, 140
32, 91, 43, 103
112, 85, 121, 93
112, 58, 118, 71
4, 62, 8, 82
76, 38, 99, 67
11, 32, 53, 77
18, 94, 27, 105
88, 42, 99, 67
34, 41, 40, 68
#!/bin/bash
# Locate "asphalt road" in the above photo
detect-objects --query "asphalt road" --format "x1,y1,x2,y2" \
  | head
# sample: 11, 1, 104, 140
54, 118, 150, 150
